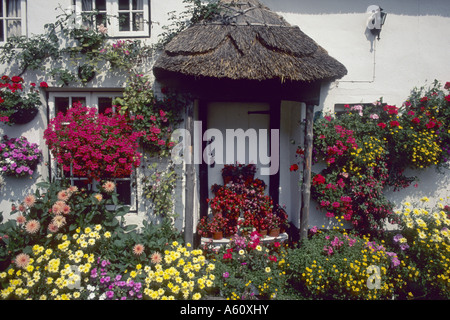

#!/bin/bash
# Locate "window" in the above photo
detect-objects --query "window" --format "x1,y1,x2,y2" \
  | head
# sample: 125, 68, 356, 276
76, 0, 149, 37
0, 0, 26, 43
334, 103, 387, 117
48, 92, 137, 210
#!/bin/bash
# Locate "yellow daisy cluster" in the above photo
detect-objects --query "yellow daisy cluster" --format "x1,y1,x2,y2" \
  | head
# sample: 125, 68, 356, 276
143, 242, 215, 300
0, 224, 111, 300
300, 235, 398, 300
394, 198, 450, 295
410, 131, 441, 168
355, 136, 387, 168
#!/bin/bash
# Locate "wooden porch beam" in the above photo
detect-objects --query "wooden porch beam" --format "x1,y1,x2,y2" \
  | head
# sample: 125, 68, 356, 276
300, 104, 315, 241
184, 103, 195, 248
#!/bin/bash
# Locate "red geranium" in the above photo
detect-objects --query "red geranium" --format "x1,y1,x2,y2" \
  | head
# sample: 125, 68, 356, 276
312, 174, 326, 185
390, 120, 400, 127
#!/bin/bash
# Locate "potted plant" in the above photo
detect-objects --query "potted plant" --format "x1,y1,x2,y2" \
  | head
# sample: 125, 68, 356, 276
197, 213, 228, 240
0, 76, 43, 125
265, 212, 281, 237
0, 135, 42, 178
221, 164, 235, 185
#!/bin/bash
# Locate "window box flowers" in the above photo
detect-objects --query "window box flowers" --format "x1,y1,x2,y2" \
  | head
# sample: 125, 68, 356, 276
0, 76, 44, 125
44, 102, 143, 182
0, 135, 42, 178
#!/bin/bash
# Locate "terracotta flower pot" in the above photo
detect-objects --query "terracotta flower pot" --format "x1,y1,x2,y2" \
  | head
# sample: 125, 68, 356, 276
268, 228, 280, 237
212, 231, 223, 240
259, 229, 268, 237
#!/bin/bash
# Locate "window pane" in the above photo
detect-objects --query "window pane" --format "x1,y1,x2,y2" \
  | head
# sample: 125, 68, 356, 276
119, 13, 130, 31
133, 0, 144, 10
55, 97, 70, 115
119, 0, 130, 11
82, 0, 93, 11
95, 0, 106, 11
6, 20, 21, 37
116, 180, 131, 205
98, 97, 112, 114
6, 0, 21, 18
96, 13, 107, 26
0, 21, 4, 42
72, 97, 86, 107
133, 13, 143, 31
0, 1, 3, 17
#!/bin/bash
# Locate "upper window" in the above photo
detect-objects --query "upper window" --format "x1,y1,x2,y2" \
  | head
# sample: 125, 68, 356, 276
76, 0, 150, 37
0, 0, 26, 43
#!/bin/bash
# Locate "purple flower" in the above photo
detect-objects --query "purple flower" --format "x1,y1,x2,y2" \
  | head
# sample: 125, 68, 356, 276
393, 234, 403, 243
400, 243, 409, 251
106, 291, 114, 299
223, 272, 229, 278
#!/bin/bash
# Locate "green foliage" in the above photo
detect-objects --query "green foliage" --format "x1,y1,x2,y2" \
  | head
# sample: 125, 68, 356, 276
142, 161, 178, 216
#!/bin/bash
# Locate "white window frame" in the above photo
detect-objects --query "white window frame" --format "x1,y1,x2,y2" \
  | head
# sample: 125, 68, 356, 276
74, 0, 150, 38
0, 0, 27, 44
48, 91, 137, 211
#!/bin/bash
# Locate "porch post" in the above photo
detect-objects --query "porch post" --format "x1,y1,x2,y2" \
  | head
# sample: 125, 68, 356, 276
184, 102, 195, 248
300, 104, 315, 240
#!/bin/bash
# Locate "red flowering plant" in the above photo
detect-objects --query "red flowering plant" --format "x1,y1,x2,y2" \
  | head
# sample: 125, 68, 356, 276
221, 163, 257, 185
207, 184, 244, 235
399, 80, 450, 170
204, 164, 286, 238
0, 75, 44, 125
196, 213, 229, 236
44, 102, 143, 182
113, 74, 184, 157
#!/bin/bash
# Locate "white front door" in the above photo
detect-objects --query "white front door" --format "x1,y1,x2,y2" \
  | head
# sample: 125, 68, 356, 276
206, 102, 271, 199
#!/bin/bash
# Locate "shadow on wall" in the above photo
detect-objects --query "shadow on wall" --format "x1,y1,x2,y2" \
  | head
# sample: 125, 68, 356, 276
260, 0, 450, 17
385, 166, 450, 208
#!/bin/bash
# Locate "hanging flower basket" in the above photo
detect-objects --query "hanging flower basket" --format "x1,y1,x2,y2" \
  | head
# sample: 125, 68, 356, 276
8, 105, 39, 125
0, 135, 42, 178
78, 65, 96, 83
0, 75, 43, 125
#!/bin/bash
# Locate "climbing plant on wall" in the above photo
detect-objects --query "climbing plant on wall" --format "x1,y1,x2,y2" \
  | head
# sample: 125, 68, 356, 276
292, 80, 450, 234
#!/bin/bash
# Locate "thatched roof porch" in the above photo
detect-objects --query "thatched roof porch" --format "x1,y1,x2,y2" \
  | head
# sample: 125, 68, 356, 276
153, 0, 348, 243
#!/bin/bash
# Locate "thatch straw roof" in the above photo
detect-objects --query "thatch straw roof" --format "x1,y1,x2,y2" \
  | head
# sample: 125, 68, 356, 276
153, 0, 347, 83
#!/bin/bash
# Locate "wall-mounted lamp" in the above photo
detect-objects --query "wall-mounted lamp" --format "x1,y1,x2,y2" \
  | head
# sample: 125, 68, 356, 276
367, 5, 387, 40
